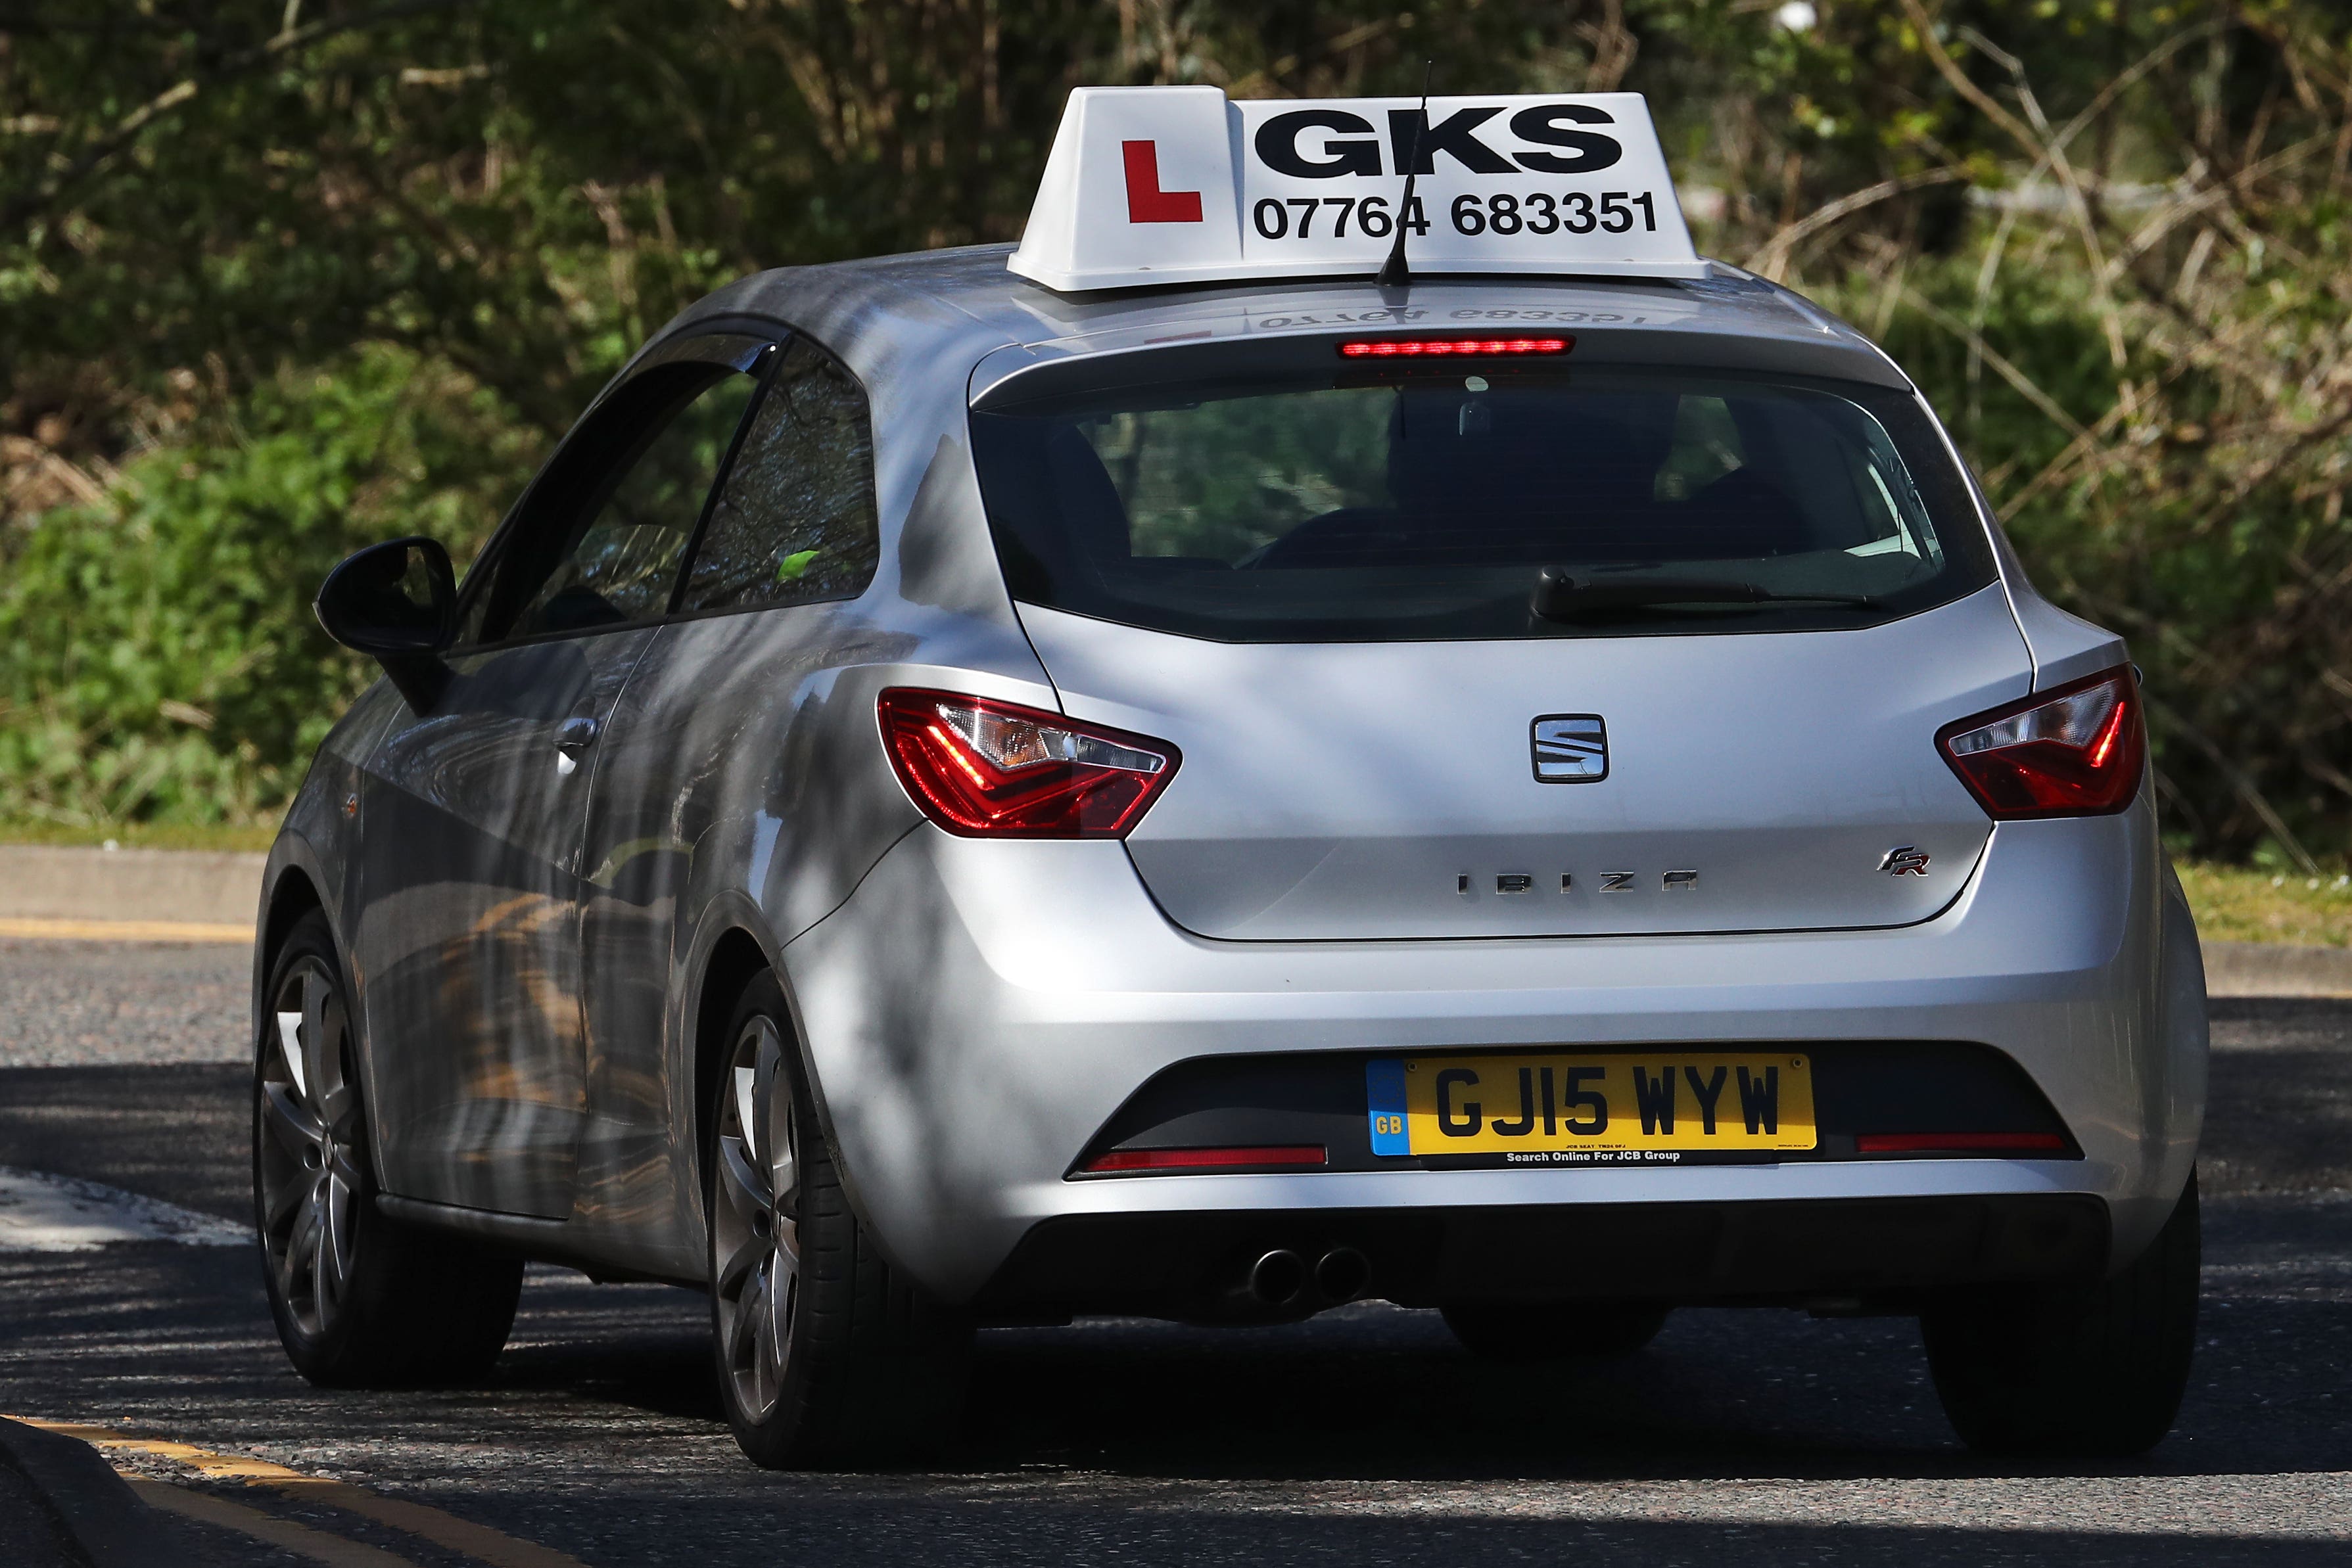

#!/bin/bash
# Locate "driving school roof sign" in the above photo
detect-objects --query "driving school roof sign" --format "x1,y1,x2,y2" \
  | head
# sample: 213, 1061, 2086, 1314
1008, 86, 1705, 292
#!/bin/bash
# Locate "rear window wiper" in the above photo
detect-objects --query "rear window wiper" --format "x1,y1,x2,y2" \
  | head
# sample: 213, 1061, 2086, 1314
1531, 568, 1877, 622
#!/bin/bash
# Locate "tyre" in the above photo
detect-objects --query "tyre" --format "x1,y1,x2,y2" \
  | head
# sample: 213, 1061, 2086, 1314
706, 971, 970, 1469
1442, 1300, 1671, 1362
1923, 1172, 2200, 1456
253, 910, 523, 1386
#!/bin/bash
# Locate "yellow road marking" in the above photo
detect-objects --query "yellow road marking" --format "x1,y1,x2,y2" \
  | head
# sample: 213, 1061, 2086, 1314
18, 1418, 592, 1568
124, 1473, 420, 1567
282, 1477, 596, 1568
0, 916, 253, 943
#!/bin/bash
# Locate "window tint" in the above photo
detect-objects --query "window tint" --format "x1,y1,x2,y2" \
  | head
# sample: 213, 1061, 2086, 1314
679, 340, 880, 614
971, 365, 1993, 643
484, 361, 759, 642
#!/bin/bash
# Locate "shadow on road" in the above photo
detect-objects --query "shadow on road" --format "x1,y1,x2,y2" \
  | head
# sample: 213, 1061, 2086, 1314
469, 1257, 2351, 1487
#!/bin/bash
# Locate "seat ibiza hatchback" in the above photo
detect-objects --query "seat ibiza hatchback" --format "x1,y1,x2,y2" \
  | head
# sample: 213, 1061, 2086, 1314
256, 86, 2206, 1467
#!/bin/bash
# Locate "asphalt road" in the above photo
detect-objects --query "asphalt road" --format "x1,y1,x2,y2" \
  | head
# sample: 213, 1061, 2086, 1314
1, 940, 2347, 1566
0, 935, 248, 1068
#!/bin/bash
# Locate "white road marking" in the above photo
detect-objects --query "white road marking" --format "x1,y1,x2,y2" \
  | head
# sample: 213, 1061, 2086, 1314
0, 1167, 245, 1251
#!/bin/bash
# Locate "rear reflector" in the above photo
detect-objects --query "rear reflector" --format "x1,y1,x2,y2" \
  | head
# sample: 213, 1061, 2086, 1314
1938, 668, 2144, 819
1337, 336, 1570, 359
1081, 1145, 1327, 1174
878, 688, 1179, 839
1856, 1132, 2069, 1154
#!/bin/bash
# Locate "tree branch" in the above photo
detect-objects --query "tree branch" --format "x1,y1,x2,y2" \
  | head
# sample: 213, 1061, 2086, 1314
1743, 166, 1965, 282
3, 0, 477, 237
2142, 693, 2324, 875
1897, 283, 2089, 442
1894, 0, 2041, 158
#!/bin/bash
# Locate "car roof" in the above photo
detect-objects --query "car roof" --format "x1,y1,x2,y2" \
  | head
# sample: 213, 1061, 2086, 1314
661, 242, 1913, 396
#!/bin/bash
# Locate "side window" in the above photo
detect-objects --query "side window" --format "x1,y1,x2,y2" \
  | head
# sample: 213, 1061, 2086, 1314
678, 339, 880, 614
477, 359, 760, 643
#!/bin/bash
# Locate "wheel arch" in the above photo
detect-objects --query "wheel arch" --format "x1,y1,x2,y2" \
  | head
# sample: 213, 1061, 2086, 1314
692, 924, 778, 1195
260, 865, 326, 982
254, 845, 390, 1180
682, 911, 892, 1266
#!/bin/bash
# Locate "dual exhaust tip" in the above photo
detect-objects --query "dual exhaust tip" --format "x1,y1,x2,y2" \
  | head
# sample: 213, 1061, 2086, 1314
1247, 1246, 1370, 1310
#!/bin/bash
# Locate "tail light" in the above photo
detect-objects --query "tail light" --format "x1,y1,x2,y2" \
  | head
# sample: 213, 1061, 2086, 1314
878, 688, 1179, 839
1937, 668, 2144, 819
1079, 1145, 1327, 1175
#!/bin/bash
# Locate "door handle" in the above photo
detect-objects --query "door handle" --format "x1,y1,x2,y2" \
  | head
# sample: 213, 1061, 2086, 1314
554, 716, 600, 775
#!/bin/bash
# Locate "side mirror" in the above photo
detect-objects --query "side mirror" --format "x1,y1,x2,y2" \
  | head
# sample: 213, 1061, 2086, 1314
316, 537, 458, 712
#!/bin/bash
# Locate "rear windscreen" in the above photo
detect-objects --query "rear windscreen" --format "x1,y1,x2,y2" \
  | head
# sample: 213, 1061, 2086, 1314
970, 362, 1998, 641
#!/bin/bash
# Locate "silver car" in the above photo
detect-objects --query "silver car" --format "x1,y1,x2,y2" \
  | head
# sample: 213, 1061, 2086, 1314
256, 246, 2207, 1467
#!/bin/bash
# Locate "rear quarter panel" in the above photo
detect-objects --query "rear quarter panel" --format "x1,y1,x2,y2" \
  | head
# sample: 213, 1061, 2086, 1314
559, 292, 1060, 1276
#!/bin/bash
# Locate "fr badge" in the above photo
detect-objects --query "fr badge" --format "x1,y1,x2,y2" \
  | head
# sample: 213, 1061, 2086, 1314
1879, 845, 1931, 876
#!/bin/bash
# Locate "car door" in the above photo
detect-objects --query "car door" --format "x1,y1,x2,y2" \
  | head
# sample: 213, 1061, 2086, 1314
355, 332, 772, 1218
566, 334, 884, 1256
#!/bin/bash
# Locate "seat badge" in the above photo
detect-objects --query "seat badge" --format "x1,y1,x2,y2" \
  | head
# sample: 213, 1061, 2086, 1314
1879, 845, 1931, 876
1532, 715, 1608, 782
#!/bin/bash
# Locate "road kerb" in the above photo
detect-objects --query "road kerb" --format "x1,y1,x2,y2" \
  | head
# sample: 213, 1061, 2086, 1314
0, 844, 264, 925
0, 1415, 179, 1567
16, 1418, 594, 1568
2203, 939, 2352, 998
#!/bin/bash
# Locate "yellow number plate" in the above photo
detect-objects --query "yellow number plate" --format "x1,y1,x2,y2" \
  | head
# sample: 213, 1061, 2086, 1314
1366, 1053, 1816, 1162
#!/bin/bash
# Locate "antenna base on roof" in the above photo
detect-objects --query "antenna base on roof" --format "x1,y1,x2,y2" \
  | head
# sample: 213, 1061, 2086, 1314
1372, 62, 1433, 292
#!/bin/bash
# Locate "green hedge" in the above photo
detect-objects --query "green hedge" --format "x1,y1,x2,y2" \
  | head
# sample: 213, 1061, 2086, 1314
0, 348, 522, 826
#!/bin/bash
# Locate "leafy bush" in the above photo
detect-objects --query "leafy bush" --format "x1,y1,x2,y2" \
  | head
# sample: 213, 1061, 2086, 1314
0, 348, 524, 825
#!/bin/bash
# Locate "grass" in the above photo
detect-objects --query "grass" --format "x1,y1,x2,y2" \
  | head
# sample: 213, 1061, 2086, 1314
0, 817, 280, 853
2176, 860, 2352, 949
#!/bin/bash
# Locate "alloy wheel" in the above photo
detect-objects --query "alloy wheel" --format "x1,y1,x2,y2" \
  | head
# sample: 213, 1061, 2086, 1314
256, 957, 363, 1339
712, 1017, 800, 1421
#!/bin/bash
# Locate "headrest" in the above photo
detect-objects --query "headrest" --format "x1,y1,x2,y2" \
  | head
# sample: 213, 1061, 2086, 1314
1386, 387, 1676, 511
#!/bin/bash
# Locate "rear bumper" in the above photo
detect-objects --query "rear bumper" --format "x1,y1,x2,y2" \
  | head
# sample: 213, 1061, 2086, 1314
779, 799, 2204, 1306
975, 1194, 2110, 1322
